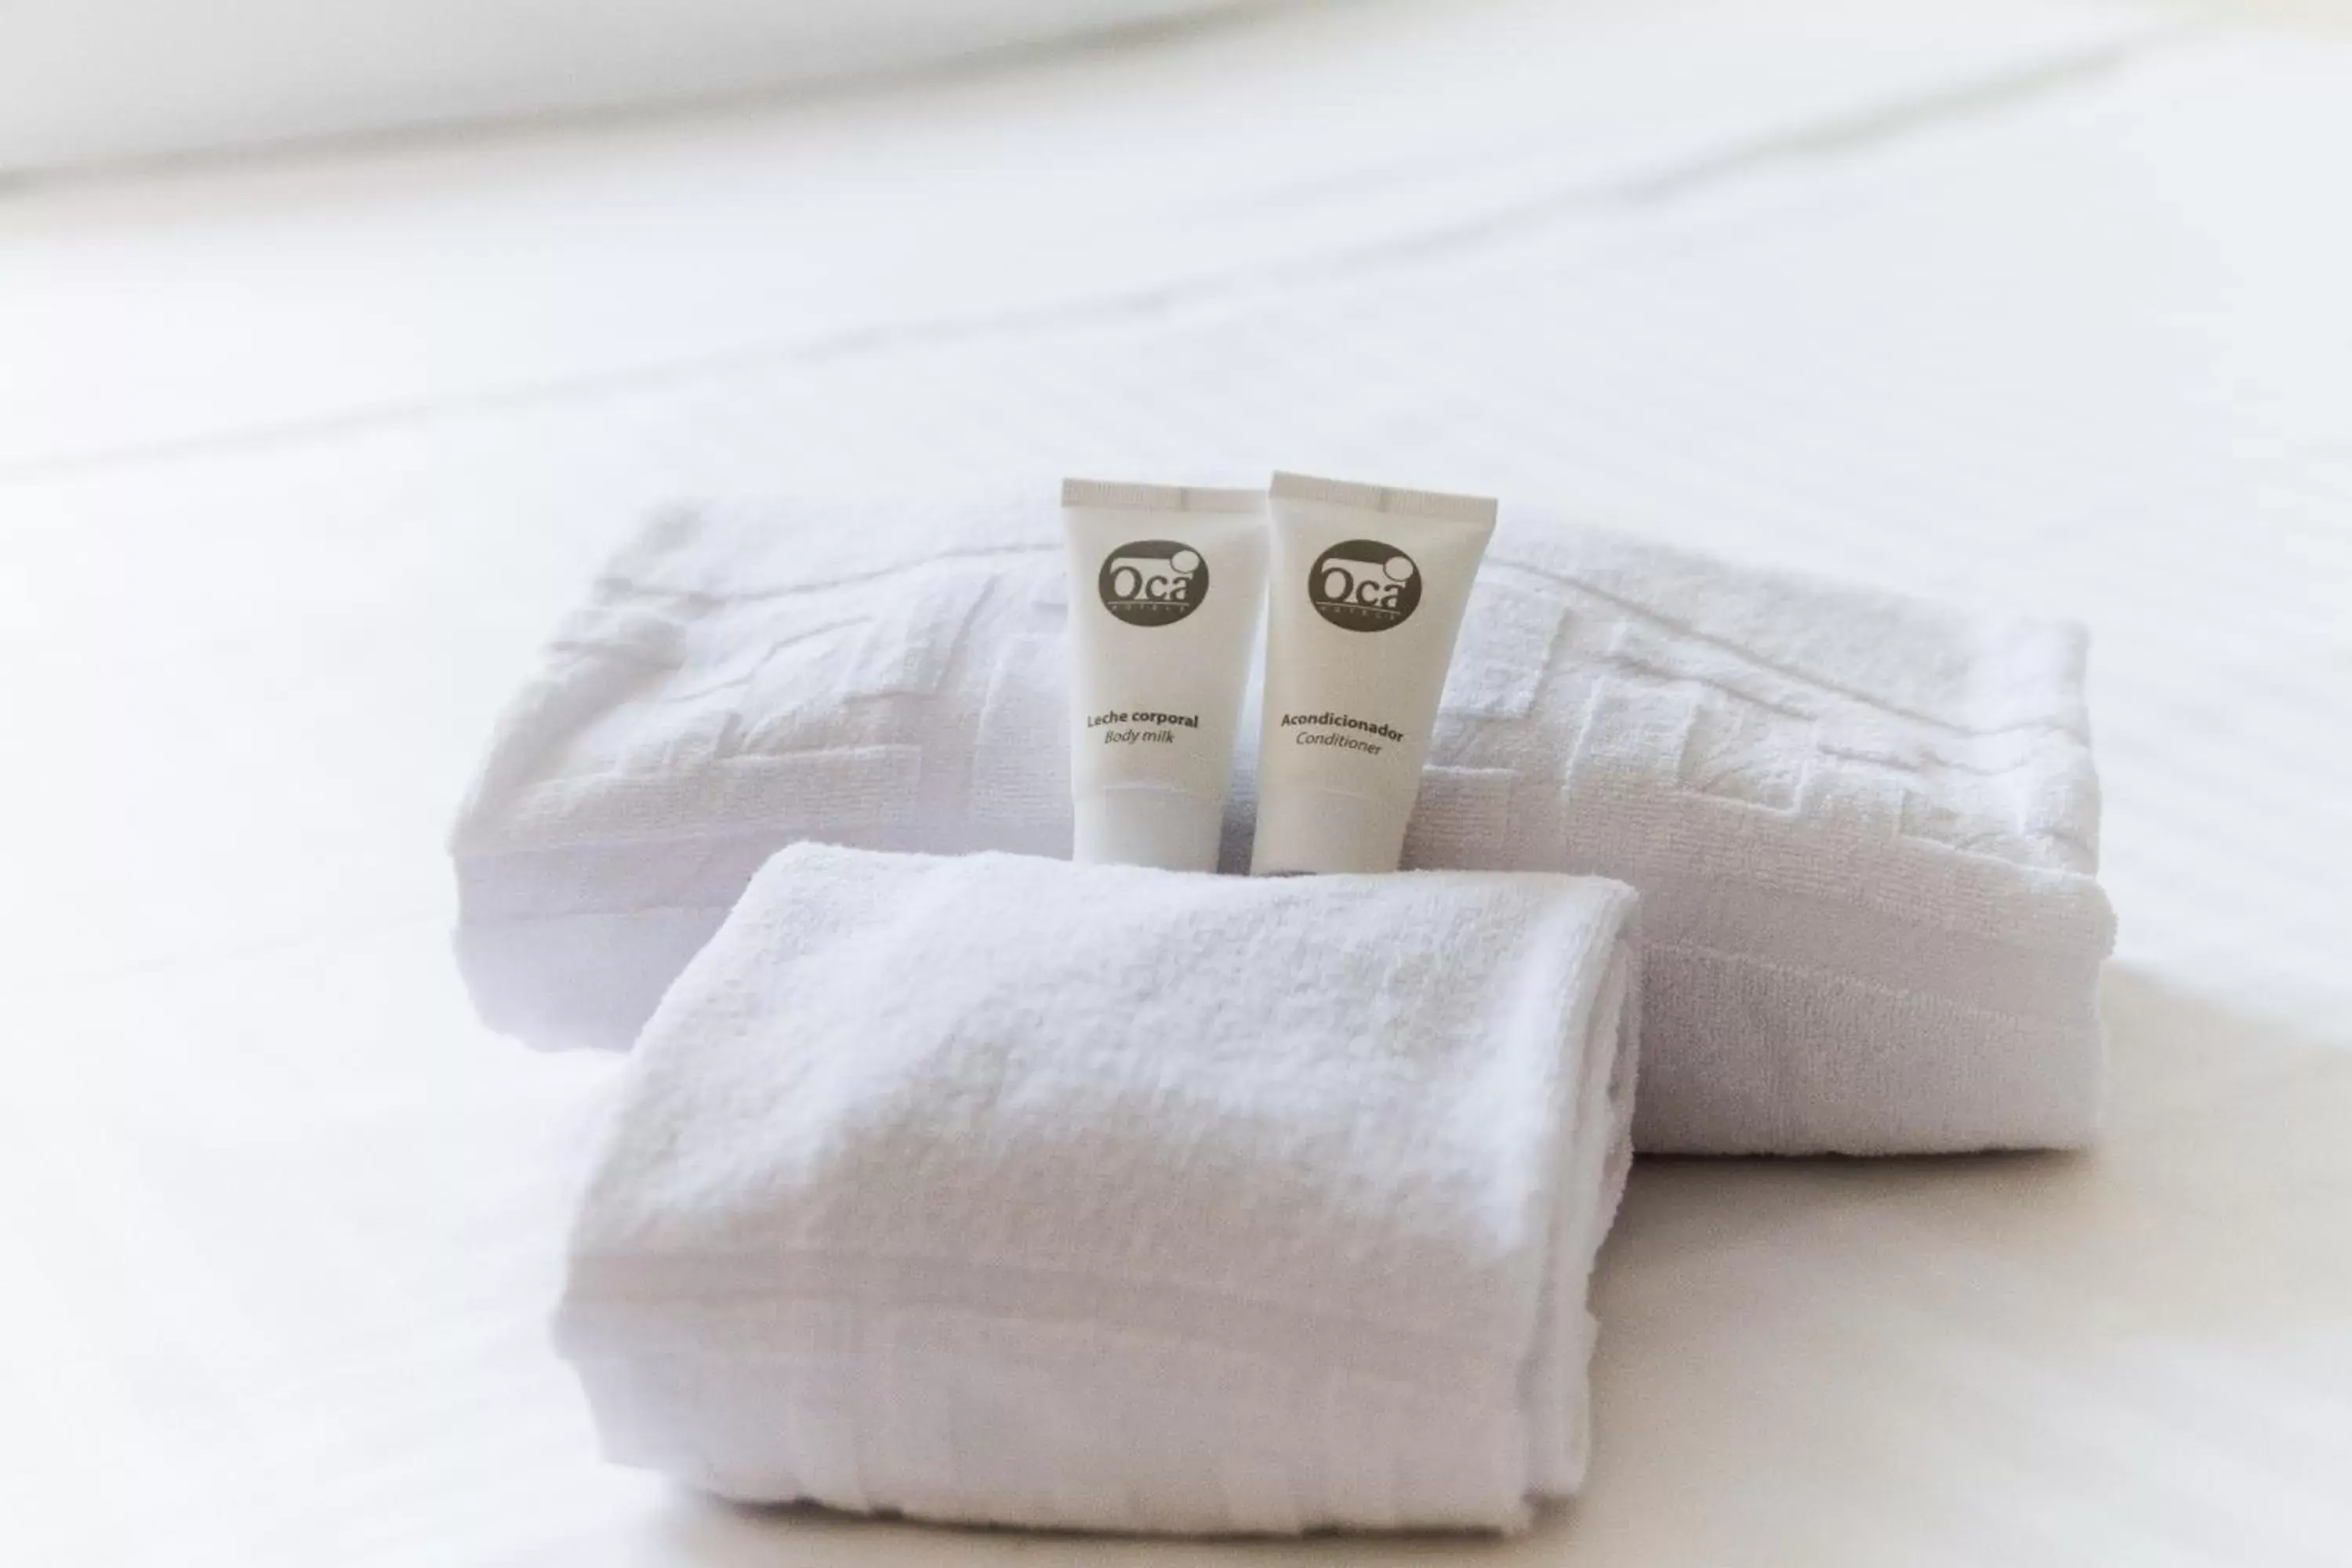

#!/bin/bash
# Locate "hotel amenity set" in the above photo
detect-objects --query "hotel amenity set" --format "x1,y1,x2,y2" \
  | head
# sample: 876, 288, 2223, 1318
452, 473, 2114, 1534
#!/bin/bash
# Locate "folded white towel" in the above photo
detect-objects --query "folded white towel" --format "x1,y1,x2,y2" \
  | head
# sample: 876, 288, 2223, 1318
455, 488, 2114, 1154
554, 844, 1639, 1535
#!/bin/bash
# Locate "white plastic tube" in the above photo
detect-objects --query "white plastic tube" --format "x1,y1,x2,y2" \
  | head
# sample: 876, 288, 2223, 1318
1062, 478, 1269, 871
1250, 471, 1497, 875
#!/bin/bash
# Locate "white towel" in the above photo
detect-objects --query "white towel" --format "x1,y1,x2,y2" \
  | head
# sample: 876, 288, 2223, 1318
454, 488, 2114, 1154
554, 844, 1640, 1536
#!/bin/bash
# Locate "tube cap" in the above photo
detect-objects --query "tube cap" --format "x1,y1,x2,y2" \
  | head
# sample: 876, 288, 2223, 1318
1073, 789, 1225, 873
1249, 787, 1409, 876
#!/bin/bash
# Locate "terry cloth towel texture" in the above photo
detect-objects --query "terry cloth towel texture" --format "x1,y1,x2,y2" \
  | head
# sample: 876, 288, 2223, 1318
452, 488, 2114, 1155
554, 844, 1642, 1535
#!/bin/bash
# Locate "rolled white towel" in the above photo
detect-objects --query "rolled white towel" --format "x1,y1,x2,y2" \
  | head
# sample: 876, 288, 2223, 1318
453, 487, 2113, 1154
555, 844, 1640, 1535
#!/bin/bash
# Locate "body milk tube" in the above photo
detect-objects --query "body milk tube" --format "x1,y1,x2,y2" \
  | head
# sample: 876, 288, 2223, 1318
1062, 479, 1269, 871
1251, 471, 1497, 875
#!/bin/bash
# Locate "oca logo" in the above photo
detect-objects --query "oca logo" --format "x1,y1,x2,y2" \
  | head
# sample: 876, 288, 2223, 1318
1309, 539, 1420, 631
1098, 540, 1207, 627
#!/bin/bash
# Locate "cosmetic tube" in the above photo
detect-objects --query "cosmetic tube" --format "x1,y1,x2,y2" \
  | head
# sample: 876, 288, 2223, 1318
1062, 479, 1269, 871
1250, 471, 1497, 875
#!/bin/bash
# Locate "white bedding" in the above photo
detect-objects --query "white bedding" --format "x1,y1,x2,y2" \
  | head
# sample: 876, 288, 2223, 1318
11, 1, 2350, 1563
0, 0, 1268, 173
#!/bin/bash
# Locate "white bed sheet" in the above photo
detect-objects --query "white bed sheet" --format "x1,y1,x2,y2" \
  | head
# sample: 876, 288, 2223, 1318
8, 2, 2349, 1563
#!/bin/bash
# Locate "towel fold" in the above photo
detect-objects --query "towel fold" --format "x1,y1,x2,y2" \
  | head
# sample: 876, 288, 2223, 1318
455, 488, 2114, 1154
554, 844, 1640, 1535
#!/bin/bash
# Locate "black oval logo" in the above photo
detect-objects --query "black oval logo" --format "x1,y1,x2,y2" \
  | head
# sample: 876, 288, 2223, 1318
1308, 539, 1420, 631
1098, 539, 1207, 627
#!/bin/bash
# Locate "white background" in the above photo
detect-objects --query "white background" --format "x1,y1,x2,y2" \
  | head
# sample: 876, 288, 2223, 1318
0, 0, 1263, 172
